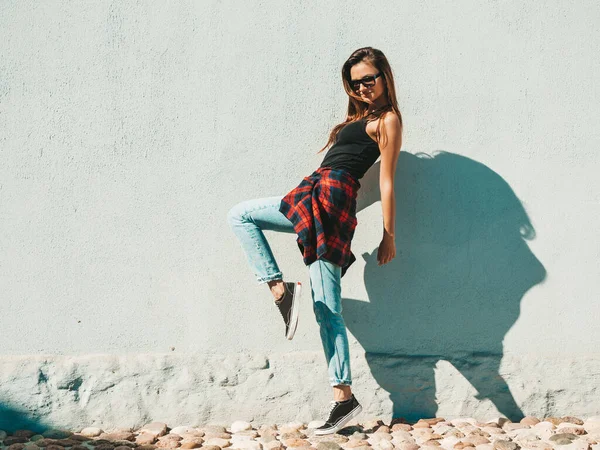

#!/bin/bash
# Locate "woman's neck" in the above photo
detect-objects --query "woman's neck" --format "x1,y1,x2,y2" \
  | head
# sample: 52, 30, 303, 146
367, 102, 390, 114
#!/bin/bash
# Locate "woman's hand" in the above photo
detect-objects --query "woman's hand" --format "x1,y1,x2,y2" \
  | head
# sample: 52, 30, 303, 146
377, 230, 396, 266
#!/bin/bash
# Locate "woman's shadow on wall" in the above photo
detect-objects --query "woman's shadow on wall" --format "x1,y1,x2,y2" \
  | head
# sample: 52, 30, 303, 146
343, 151, 547, 423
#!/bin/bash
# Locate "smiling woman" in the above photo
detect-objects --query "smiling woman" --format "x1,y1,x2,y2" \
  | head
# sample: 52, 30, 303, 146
227, 46, 403, 435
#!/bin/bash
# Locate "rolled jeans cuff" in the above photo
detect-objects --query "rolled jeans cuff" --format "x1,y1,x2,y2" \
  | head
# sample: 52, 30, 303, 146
256, 271, 283, 285
330, 378, 352, 386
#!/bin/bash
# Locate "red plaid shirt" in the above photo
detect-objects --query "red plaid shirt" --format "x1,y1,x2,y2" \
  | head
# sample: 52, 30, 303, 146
278, 167, 361, 278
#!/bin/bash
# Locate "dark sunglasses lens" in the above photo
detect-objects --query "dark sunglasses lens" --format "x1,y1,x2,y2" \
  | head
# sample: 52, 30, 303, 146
351, 76, 377, 91
362, 76, 376, 86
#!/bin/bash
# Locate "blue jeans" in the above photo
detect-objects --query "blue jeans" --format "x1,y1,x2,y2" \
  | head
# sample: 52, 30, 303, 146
227, 195, 352, 386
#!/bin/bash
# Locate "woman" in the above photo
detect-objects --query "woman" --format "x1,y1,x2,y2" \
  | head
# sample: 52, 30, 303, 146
227, 47, 403, 434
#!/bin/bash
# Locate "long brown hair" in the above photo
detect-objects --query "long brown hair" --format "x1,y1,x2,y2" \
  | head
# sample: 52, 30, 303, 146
317, 47, 403, 154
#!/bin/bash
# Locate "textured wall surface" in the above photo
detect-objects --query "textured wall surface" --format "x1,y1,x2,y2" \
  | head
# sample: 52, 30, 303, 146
1, 353, 600, 433
1, 0, 599, 430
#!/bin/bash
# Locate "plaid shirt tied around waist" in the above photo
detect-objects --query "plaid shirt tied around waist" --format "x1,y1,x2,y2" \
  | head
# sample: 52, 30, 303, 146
278, 167, 361, 278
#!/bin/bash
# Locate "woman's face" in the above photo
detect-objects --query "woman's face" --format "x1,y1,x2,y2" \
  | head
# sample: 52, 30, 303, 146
349, 61, 386, 105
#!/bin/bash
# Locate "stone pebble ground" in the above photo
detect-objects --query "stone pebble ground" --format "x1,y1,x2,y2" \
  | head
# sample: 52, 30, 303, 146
2, 416, 600, 450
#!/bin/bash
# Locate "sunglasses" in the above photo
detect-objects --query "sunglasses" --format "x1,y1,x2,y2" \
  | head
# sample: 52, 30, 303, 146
350, 72, 384, 91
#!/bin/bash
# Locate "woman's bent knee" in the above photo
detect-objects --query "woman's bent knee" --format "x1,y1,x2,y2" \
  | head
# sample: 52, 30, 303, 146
227, 202, 245, 225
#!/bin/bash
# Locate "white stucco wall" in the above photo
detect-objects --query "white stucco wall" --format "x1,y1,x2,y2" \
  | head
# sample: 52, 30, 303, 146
1, 0, 599, 431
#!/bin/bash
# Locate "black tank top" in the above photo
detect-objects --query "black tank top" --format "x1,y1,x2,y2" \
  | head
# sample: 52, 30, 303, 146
319, 118, 380, 180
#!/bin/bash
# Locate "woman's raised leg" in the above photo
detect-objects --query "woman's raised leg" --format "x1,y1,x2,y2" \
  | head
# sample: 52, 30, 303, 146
228, 195, 303, 339
227, 195, 295, 286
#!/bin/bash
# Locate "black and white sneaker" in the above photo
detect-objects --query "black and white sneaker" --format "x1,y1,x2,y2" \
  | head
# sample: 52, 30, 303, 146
274, 281, 302, 340
314, 394, 362, 435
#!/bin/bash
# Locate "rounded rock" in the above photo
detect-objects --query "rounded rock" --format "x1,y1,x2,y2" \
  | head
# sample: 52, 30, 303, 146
520, 418, 540, 427
476, 445, 494, 450
139, 424, 168, 439
311, 435, 348, 445
4, 437, 29, 446
283, 439, 311, 448
368, 434, 392, 444
169, 428, 195, 437
543, 418, 564, 426
316, 443, 341, 450
396, 444, 420, 450
136, 434, 157, 445
14, 430, 37, 439
263, 442, 283, 450
281, 432, 307, 440
363, 421, 385, 433
230, 422, 253, 434
343, 440, 369, 448
229, 440, 261, 450
562, 418, 584, 426
281, 423, 305, 433
378, 440, 395, 450
550, 434, 579, 442
206, 433, 233, 440
205, 438, 231, 448
42, 430, 73, 440
465, 437, 490, 446
492, 441, 519, 450
155, 440, 179, 449
180, 439, 203, 449
81, 428, 104, 438
56, 439, 83, 447
24, 445, 41, 450
202, 426, 229, 435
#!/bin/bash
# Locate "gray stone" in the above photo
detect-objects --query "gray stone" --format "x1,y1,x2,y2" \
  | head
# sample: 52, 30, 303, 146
42, 430, 73, 440
550, 434, 579, 442
316, 442, 342, 450
4, 437, 29, 445
493, 441, 519, 450
23, 445, 41, 450
203, 426, 229, 435
14, 430, 37, 439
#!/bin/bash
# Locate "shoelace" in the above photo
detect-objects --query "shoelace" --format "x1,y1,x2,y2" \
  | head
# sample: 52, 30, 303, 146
326, 400, 338, 420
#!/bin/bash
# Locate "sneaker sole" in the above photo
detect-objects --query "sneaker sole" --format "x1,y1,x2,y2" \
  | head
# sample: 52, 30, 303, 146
285, 282, 302, 340
313, 404, 363, 435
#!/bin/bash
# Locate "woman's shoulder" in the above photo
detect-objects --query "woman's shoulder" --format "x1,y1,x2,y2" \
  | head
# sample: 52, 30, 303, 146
365, 110, 401, 143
